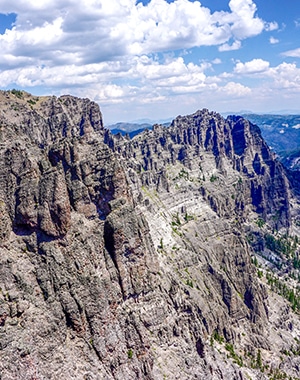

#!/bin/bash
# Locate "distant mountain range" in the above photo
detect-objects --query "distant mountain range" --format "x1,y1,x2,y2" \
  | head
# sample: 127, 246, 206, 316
107, 122, 153, 138
107, 114, 300, 171
107, 121, 170, 138
242, 114, 300, 171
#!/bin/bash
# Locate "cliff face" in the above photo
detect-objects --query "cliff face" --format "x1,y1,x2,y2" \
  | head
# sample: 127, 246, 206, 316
0, 91, 300, 380
111, 110, 291, 228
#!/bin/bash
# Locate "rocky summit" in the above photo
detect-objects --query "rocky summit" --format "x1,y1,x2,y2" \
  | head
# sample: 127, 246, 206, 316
0, 90, 300, 380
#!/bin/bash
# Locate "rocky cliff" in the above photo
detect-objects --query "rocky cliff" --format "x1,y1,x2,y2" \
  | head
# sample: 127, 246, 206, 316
0, 91, 300, 379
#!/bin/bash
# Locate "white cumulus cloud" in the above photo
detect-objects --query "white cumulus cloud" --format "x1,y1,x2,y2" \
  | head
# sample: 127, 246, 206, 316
219, 40, 241, 52
0, 0, 271, 68
234, 59, 270, 74
227, 0, 265, 39
220, 81, 251, 96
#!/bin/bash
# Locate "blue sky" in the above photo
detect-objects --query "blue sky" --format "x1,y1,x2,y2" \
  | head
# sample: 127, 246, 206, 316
0, 0, 299, 123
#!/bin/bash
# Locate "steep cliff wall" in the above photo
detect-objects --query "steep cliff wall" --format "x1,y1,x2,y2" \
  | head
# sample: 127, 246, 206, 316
0, 91, 299, 379
110, 109, 300, 379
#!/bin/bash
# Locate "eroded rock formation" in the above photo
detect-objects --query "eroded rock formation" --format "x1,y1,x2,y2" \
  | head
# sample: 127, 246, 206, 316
0, 91, 299, 379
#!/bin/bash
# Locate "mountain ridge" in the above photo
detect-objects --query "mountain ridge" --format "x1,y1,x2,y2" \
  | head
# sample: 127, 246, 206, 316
0, 90, 299, 379
107, 113, 300, 172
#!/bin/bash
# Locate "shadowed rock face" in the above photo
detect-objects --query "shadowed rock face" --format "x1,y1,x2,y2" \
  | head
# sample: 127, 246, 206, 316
0, 92, 299, 380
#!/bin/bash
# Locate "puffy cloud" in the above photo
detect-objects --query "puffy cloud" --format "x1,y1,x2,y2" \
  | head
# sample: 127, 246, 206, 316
219, 81, 251, 97
212, 58, 222, 65
219, 40, 241, 52
265, 21, 278, 31
0, 0, 270, 68
268, 62, 300, 90
269, 36, 279, 44
232, 60, 300, 91
95, 84, 126, 102
129, 0, 267, 53
228, 0, 264, 39
0, 55, 208, 92
0, 0, 276, 97
234, 59, 270, 74
133, 57, 208, 86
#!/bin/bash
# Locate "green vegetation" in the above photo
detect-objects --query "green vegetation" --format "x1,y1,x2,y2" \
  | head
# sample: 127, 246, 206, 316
210, 332, 243, 367
293, 256, 300, 270
261, 233, 300, 278
184, 212, 194, 222
178, 168, 189, 180
171, 226, 182, 237
10, 104, 19, 112
186, 279, 194, 288
173, 168, 190, 181
280, 346, 300, 357
11, 89, 23, 98
210, 327, 300, 378
27, 99, 36, 105
127, 348, 133, 359
265, 234, 297, 258
171, 212, 181, 226
266, 272, 300, 311
257, 269, 263, 279
225, 343, 243, 367
256, 349, 262, 369
255, 218, 265, 228
184, 268, 194, 288
268, 368, 290, 379
210, 174, 218, 182
252, 256, 258, 267
211, 330, 224, 344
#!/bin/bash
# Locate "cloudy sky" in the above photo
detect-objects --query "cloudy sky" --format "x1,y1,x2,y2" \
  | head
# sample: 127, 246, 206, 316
0, 0, 300, 124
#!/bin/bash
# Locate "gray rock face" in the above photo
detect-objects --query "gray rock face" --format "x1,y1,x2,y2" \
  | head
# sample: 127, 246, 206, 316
112, 110, 292, 229
0, 91, 299, 379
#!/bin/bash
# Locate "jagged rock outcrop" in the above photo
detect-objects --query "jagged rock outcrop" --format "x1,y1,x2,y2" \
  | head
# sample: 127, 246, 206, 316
110, 110, 292, 229
0, 91, 299, 380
